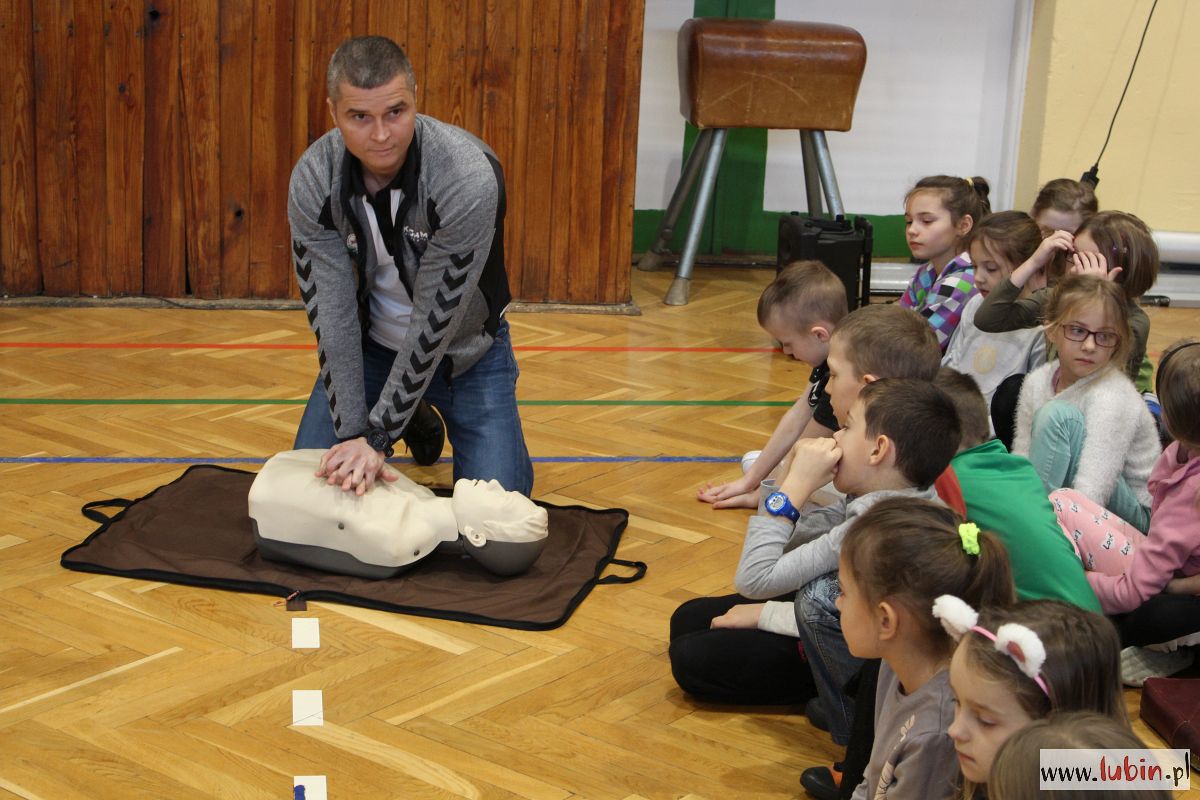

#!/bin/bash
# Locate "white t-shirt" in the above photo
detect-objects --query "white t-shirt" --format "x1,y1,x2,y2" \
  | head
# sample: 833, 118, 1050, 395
942, 293, 1046, 424
362, 192, 414, 351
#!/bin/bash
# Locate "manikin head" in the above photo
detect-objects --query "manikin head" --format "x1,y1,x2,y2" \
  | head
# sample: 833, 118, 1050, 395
452, 479, 549, 575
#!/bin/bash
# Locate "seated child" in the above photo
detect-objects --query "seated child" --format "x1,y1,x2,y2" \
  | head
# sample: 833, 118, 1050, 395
900, 175, 992, 351
772, 379, 960, 749
699, 260, 847, 509
976, 210, 1158, 388
667, 372, 948, 709
1030, 177, 1098, 236
989, 712, 1173, 800
838, 499, 1014, 799
933, 368, 1100, 612
939, 598, 1127, 795
942, 211, 1047, 423
1013, 275, 1160, 532
1050, 339, 1200, 677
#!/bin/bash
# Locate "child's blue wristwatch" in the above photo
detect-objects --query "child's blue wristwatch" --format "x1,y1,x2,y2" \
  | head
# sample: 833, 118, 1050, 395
764, 491, 800, 522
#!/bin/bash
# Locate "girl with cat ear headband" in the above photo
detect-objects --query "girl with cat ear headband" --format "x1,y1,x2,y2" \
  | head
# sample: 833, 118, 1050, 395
940, 596, 1127, 790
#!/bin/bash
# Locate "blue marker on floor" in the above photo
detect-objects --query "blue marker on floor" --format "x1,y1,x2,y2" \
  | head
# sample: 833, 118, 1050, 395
293, 785, 305, 800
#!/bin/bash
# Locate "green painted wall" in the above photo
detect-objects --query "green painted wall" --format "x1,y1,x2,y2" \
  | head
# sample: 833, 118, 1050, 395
632, 211, 908, 261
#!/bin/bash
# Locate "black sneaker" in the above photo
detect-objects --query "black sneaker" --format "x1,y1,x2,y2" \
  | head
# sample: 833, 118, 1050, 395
401, 400, 445, 466
799, 765, 841, 800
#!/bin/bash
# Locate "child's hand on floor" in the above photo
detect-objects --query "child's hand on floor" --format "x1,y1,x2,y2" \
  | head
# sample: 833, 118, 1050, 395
779, 437, 841, 500
697, 476, 759, 509
710, 603, 765, 629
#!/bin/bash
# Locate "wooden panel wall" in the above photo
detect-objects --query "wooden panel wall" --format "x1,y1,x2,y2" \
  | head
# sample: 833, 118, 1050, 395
0, 0, 643, 305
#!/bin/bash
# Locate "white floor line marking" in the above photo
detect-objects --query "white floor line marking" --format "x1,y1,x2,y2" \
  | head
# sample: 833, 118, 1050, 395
291, 617, 320, 649
291, 689, 324, 726
292, 775, 328, 800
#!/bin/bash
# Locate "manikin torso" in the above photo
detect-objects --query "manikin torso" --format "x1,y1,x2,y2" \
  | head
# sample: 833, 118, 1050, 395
248, 450, 548, 577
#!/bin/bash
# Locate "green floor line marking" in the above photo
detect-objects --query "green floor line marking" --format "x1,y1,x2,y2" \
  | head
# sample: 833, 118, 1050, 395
524, 400, 791, 406
0, 398, 793, 408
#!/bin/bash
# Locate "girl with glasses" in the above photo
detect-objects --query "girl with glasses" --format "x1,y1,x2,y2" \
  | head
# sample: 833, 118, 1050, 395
1011, 275, 1159, 533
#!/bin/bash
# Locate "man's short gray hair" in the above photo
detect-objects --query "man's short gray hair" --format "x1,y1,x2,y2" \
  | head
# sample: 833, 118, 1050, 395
327, 36, 416, 103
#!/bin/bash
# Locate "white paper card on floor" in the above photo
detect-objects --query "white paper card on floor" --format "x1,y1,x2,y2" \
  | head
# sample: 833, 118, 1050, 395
292, 617, 320, 649
293, 775, 328, 800
292, 690, 324, 726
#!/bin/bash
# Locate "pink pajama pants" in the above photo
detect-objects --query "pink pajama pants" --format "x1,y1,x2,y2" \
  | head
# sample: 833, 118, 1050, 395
1050, 488, 1139, 575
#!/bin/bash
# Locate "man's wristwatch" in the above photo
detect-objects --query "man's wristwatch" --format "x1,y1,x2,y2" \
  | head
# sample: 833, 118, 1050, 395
764, 491, 800, 523
365, 428, 394, 457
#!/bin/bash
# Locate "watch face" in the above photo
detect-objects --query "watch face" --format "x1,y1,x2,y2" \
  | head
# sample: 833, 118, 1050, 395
368, 430, 388, 451
766, 493, 786, 513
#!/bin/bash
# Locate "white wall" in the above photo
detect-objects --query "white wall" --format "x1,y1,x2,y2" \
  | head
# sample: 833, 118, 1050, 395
635, 1, 1028, 215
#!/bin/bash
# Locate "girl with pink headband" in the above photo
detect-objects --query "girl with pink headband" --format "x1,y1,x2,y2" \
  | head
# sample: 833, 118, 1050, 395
937, 597, 1127, 797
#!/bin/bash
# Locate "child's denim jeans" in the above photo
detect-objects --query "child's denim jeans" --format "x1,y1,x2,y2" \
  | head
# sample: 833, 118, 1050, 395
796, 571, 864, 746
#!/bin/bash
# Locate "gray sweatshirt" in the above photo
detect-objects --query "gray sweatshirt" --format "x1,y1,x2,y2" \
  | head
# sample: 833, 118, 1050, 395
851, 664, 959, 800
737, 485, 943, 601
745, 486, 944, 637
288, 117, 511, 443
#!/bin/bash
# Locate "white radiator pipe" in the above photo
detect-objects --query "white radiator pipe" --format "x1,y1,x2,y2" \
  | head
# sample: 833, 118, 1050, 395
1153, 231, 1200, 266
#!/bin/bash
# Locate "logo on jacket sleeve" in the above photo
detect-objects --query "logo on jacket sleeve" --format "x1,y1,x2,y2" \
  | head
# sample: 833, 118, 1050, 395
403, 225, 430, 247
346, 233, 358, 255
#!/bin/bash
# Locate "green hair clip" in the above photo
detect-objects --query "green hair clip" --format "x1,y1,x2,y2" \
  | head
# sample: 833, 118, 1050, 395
958, 522, 981, 556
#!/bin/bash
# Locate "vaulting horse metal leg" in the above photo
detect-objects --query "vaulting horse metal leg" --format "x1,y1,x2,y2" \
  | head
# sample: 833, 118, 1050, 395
810, 131, 845, 219
801, 131, 824, 218
637, 129, 717, 272
665, 128, 728, 306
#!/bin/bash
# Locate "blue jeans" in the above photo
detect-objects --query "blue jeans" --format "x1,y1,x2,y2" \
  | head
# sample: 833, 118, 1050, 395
294, 321, 534, 496
1028, 401, 1149, 533
796, 572, 863, 746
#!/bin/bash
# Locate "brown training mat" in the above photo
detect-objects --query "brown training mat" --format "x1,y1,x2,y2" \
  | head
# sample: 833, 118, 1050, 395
61, 465, 644, 631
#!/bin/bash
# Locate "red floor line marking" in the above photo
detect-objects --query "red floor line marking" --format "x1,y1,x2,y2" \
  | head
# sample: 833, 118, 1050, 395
0, 341, 313, 350
0, 341, 781, 353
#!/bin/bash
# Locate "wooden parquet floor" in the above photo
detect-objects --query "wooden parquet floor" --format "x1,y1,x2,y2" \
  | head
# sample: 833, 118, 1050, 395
1, 266, 1197, 799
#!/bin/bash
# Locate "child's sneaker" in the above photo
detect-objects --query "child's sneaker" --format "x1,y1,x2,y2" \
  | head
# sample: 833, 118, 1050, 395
800, 764, 842, 800
1120, 645, 1194, 687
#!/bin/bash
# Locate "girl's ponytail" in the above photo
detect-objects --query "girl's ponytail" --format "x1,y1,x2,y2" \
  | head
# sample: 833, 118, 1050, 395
962, 526, 1014, 611
967, 175, 992, 219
